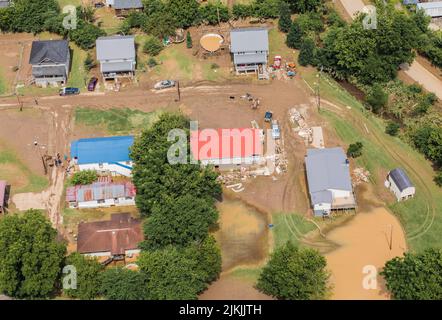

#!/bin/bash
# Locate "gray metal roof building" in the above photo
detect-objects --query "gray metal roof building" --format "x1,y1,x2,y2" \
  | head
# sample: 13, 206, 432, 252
389, 168, 413, 192
417, 1, 442, 18
114, 0, 143, 9
96, 36, 135, 62
230, 28, 269, 53
305, 147, 355, 215
0, 0, 11, 8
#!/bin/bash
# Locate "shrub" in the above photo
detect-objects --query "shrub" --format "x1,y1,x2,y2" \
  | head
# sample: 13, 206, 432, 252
385, 121, 400, 136
147, 57, 158, 68
347, 142, 363, 158
366, 84, 388, 114
143, 37, 163, 56
434, 171, 442, 187
70, 170, 98, 185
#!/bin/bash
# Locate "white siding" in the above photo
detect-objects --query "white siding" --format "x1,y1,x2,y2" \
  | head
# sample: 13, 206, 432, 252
76, 197, 135, 209
78, 161, 132, 177
386, 176, 416, 201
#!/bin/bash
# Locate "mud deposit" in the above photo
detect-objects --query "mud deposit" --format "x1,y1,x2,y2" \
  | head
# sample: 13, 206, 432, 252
216, 198, 269, 271
325, 207, 406, 300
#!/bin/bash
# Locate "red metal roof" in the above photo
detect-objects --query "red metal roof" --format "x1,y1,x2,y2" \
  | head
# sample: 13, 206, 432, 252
66, 181, 136, 203
190, 128, 263, 161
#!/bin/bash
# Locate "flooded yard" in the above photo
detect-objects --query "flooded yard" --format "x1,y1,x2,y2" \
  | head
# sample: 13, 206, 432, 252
215, 197, 270, 271
325, 207, 406, 300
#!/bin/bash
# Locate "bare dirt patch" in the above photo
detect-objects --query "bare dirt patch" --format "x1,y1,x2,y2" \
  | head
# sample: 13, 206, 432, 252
0, 163, 29, 190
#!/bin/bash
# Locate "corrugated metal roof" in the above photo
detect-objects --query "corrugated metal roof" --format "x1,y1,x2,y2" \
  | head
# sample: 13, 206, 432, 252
311, 190, 333, 205
233, 52, 267, 65
70, 136, 134, 165
96, 36, 135, 62
389, 168, 413, 192
0, 1, 10, 8
101, 61, 134, 73
417, 1, 442, 17
190, 128, 263, 160
305, 147, 353, 205
230, 28, 269, 53
66, 182, 136, 202
114, 0, 143, 9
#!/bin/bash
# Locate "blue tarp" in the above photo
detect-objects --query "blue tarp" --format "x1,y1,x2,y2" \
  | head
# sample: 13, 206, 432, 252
70, 136, 134, 165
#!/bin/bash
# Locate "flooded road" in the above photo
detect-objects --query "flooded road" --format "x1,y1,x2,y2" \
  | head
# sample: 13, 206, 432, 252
325, 207, 406, 300
215, 198, 269, 271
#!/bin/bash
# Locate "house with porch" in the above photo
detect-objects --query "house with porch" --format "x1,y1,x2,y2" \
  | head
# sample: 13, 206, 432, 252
77, 213, 143, 263
29, 40, 70, 86
96, 35, 136, 80
230, 28, 269, 79
70, 136, 134, 177
305, 147, 356, 216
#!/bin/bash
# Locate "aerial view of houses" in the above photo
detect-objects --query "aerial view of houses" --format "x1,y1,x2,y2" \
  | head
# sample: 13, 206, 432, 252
1, 0, 442, 307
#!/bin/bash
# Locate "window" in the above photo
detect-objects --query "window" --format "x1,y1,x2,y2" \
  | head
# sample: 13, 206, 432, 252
97, 199, 105, 204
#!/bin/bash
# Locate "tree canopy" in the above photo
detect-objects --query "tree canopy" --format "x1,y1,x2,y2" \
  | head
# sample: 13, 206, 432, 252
130, 113, 221, 216
0, 210, 66, 299
64, 253, 103, 300
257, 242, 329, 300
381, 248, 442, 300
100, 267, 148, 300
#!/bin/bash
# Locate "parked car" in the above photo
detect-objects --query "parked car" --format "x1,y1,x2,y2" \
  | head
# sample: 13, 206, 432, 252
271, 120, 281, 140
154, 80, 176, 90
59, 87, 80, 96
87, 77, 98, 91
94, 2, 105, 8
264, 111, 273, 122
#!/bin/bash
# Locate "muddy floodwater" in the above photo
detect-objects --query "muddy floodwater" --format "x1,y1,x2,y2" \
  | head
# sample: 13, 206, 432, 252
325, 207, 406, 300
215, 198, 269, 271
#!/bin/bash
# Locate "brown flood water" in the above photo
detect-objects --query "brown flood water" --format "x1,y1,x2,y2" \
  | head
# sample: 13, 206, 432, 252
325, 207, 406, 300
200, 197, 271, 300
215, 198, 269, 271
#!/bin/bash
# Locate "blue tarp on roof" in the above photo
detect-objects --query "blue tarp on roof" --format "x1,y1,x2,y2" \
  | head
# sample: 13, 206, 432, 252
71, 136, 134, 165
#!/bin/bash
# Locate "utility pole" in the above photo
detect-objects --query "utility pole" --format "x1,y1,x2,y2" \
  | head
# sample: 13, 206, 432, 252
389, 224, 393, 251
176, 80, 181, 102
16, 93, 23, 111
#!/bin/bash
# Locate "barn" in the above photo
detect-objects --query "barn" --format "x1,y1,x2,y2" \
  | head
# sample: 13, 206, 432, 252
385, 168, 415, 201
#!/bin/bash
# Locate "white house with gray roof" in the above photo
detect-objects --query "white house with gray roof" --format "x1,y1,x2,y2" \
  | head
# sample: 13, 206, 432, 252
105, 0, 143, 16
29, 40, 70, 86
305, 147, 356, 216
230, 28, 269, 78
0, 0, 11, 8
417, 1, 442, 18
385, 168, 415, 201
96, 35, 136, 80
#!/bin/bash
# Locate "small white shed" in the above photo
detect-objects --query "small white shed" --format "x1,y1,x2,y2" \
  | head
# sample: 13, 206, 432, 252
385, 168, 415, 202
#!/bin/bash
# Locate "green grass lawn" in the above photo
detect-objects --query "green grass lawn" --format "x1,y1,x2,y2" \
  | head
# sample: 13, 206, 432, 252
271, 213, 316, 249
75, 107, 163, 134
302, 70, 442, 252
67, 44, 88, 88
0, 67, 6, 95
0, 146, 48, 193
57, 0, 81, 7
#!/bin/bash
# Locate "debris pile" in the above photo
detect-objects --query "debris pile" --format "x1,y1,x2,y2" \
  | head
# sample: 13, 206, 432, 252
353, 167, 370, 184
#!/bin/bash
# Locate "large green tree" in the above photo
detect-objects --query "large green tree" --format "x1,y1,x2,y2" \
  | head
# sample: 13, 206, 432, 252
257, 242, 329, 300
0, 210, 66, 299
381, 249, 442, 300
130, 113, 221, 216
298, 37, 316, 66
143, 194, 218, 249
64, 253, 103, 300
167, 0, 199, 28
100, 267, 148, 300
278, 1, 292, 33
285, 0, 322, 13
138, 237, 221, 300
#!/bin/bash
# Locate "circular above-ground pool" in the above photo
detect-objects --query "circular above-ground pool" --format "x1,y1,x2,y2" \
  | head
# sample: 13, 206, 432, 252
200, 33, 224, 52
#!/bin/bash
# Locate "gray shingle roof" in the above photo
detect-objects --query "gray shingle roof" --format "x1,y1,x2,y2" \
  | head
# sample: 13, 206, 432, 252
96, 36, 135, 61
101, 61, 134, 72
389, 168, 413, 192
29, 40, 69, 65
32, 65, 66, 77
234, 52, 267, 64
114, 0, 143, 9
230, 28, 269, 53
305, 147, 353, 205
